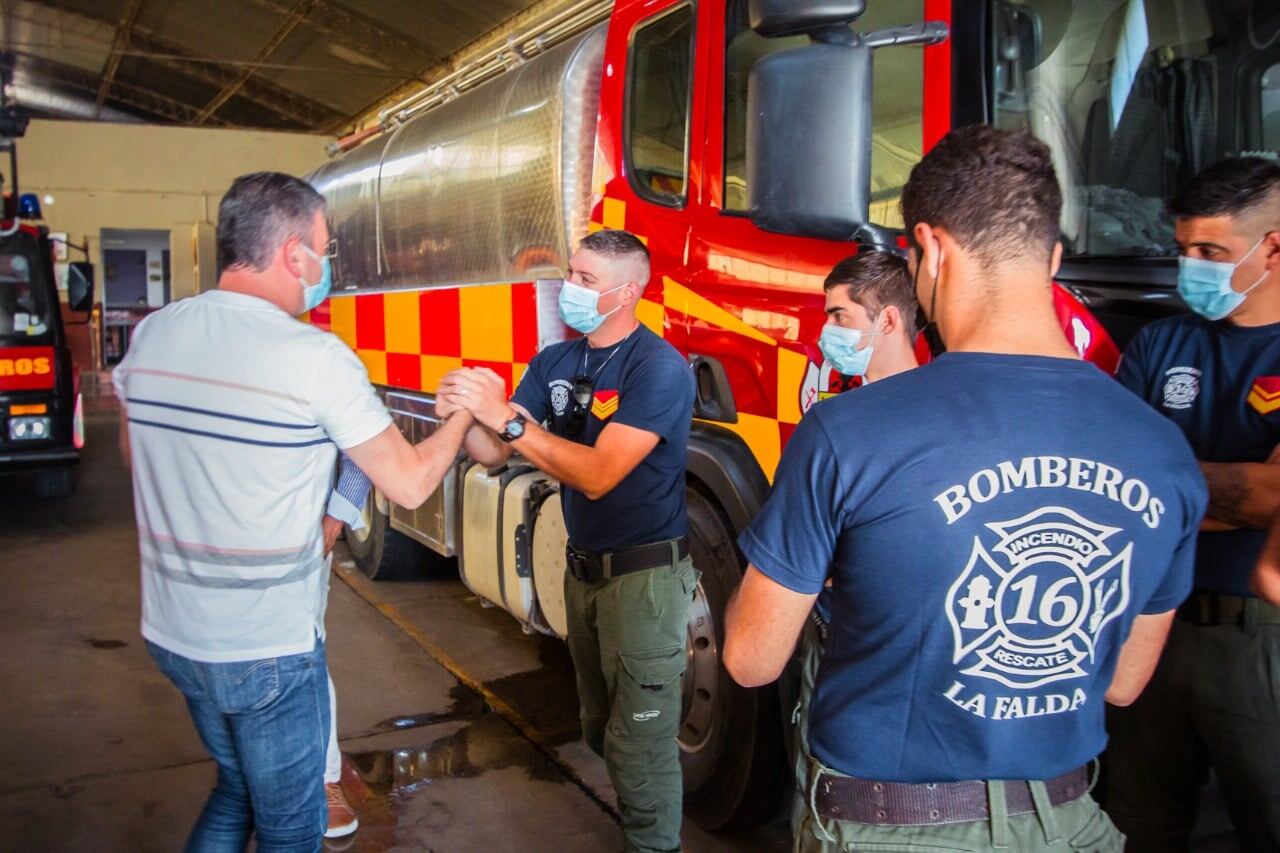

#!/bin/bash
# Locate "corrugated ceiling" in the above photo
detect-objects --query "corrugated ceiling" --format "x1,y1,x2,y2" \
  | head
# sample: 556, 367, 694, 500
0, 0, 549, 132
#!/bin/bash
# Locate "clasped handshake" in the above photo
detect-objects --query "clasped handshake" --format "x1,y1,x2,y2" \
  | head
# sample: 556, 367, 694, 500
436, 367, 518, 432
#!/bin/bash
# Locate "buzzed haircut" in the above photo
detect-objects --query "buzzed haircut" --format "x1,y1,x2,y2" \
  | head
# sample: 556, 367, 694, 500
1169, 156, 1280, 226
825, 251, 917, 340
900, 125, 1062, 269
578, 228, 651, 278
217, 172, 325, 274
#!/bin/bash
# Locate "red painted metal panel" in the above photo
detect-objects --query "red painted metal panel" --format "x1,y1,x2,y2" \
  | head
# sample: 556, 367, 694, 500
511, 283, 539, 364
386, 352, 422, 391
922, 0, 953, 152
419, 289, 461, 357
354, 292, 385, 351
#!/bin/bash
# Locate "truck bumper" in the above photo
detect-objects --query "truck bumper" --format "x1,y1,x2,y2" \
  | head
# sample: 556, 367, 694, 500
0, 447, 79, 471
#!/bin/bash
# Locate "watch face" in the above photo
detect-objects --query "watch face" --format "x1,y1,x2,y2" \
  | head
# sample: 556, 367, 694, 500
504, 418, 525, 441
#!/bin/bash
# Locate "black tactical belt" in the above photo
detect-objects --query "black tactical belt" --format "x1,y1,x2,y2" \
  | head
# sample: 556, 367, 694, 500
813, 765, 1090, 826
1177, 591, 1280, 627
566, 536, 688, 582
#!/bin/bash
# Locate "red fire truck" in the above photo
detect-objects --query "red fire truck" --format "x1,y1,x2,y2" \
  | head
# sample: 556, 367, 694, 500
305, 0, 1279, 827
0, 106, 94, 498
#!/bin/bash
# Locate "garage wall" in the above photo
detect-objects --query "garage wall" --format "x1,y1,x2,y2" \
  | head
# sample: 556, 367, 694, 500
16, 119, 328, 303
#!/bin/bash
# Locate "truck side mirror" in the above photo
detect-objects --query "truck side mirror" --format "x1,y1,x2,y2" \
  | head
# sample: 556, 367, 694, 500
67, 261, 94, 313
749, 0, 867, 37
747, 35, 873, 241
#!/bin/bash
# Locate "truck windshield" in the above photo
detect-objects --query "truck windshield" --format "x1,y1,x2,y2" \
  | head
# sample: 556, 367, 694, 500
993, 0, 1280, 259
0, 245, 51, 340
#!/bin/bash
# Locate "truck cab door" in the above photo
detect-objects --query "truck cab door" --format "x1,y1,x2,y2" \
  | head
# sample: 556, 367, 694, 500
592, 0, 700, 353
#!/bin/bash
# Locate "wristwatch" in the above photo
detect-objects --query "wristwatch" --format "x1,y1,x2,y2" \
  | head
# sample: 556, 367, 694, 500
499, 411, 527, 443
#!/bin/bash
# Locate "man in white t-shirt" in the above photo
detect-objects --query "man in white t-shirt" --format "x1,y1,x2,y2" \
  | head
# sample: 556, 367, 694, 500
114, 172, 469, 852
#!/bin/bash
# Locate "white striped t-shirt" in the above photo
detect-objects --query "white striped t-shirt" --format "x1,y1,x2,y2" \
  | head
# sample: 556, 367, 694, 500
113, 290, 391, 662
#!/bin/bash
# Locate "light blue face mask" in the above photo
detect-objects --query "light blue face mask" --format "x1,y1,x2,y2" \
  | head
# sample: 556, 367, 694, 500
298, 243, 333, 314
818, 317, 882, 378
1177, 236, 1269, 321
558, 279, 625, 334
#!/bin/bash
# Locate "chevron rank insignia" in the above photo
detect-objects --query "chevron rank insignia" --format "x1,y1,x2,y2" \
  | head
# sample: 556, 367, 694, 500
591, 390, 619, 421
1248, 376, 1280, 415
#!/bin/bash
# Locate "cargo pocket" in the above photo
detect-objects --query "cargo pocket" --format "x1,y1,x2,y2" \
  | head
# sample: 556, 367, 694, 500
611, 645, 685, 741
679, 561, 701, 598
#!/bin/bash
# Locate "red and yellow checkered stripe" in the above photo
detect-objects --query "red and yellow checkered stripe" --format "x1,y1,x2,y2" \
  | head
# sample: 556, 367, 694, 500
303, 282, 540, 396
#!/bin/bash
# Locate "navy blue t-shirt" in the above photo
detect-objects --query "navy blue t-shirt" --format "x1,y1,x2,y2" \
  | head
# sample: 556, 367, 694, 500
1117, 316, 1280, 596
740, 353, 1206, 783
511, 326, 694, 552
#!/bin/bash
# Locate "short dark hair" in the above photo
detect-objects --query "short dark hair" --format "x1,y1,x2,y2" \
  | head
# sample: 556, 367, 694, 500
217, 172, 325, 274
578, 228, 651, 267
1169, 156, 1280, 223
900, 125, 1062, 268
825, 251, 917, 339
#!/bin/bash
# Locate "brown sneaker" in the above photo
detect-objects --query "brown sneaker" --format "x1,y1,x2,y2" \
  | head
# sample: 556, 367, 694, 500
324, 782, 359, 838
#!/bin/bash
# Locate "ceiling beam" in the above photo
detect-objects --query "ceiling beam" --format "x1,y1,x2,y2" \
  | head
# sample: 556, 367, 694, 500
92, 0, 143, 118
243, 0, 428, 77
194, 0, 314, 125
122, 29, 340, 127
16, 50, 230, 126
21, 0, 342, 127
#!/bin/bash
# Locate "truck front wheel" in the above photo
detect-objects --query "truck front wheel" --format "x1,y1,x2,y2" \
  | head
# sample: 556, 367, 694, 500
680, 486, 789, 829
34, 467, 74, 499
345, 494, 433, 581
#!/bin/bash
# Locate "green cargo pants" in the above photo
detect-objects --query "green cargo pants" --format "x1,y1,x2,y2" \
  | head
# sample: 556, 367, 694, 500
795, 759, 1124, 853
564, 550, 698, 853
1103, 618, 1280, 851
790, 615, 825, 839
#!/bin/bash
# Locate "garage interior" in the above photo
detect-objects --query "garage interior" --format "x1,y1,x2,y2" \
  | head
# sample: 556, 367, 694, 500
0, 2, 741, 850
0, 0, 1269, 850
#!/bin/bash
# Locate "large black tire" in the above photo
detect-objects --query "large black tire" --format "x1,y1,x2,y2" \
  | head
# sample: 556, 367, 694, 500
680, 486, 789, 830
345, 495, 437, 581
34, 467, 74, 499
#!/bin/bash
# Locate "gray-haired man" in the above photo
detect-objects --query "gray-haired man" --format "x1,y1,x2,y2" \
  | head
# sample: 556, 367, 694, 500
115, 172, 469, 851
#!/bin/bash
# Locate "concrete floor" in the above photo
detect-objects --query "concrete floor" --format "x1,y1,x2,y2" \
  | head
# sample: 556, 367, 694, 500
0, 406, 784, 852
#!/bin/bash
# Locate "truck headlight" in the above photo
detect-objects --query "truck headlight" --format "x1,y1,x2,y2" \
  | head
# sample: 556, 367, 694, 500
9, 416, 51, 440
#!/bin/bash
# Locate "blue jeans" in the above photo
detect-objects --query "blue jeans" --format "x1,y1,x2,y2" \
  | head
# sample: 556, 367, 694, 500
147, 639, 330, 853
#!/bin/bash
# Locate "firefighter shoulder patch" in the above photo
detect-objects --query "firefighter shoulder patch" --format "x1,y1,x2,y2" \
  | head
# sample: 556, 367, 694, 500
591, 390, 619, 421
1247, 376, 1280, 415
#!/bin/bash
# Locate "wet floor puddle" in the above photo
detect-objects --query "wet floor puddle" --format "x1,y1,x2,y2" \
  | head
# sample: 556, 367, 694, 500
326, 687, 577, 851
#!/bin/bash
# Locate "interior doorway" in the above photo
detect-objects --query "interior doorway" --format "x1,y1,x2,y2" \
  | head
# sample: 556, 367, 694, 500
100, 228, 170, 365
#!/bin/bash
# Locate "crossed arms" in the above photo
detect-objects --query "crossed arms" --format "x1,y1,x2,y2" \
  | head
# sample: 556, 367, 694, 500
1200, 444, 1280, 531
